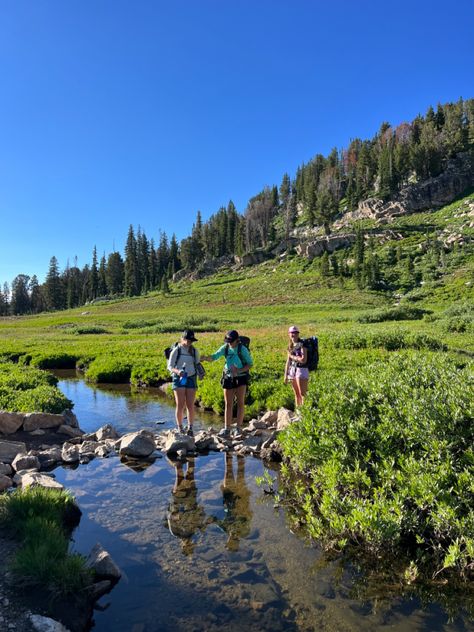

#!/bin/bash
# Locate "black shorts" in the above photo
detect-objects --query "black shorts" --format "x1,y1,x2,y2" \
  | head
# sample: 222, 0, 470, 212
221, 373, 249, 390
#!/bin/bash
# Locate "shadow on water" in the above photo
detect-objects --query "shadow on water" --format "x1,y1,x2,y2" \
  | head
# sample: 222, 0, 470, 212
51, 373, 474, 632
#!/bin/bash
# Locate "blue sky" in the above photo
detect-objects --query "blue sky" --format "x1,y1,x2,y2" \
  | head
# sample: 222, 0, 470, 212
0, 0, 473, 284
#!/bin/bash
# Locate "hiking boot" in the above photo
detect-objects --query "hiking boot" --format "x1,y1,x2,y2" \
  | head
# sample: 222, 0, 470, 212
217, 428, 231, 439
231, 427, 243, 440
186, 426, 194, 437
177, 426, 185, 434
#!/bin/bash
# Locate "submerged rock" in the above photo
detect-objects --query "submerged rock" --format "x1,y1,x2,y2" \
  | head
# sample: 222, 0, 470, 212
87, 543, 122, 580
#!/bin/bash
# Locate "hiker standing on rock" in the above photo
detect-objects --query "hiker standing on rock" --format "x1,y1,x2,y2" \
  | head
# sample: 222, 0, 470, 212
167, 330, 200, 436
284, 325, 309, 408
201, 330, 253, 438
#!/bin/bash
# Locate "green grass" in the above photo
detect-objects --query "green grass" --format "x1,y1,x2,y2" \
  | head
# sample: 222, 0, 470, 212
0, 487, 92, 594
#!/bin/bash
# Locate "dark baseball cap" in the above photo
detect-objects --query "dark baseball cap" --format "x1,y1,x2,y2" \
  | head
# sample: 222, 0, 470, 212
182, 329, 198, 342
224, 329, 239, 343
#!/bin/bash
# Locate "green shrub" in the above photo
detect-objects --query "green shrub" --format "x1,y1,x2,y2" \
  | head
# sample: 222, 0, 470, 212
334, 330, 446, 352
73, 325, 109, 335
0, 364, 72, 413
279, 353, 474, 576
131, 360, 169, 386
357, 306, 429, 323
85, 355, 132, 383
30, 353, 78, 369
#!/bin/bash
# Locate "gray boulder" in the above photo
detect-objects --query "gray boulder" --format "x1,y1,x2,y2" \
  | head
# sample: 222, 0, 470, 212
17, 472, 64, 490
163, 430, 195, 454
61, 409, 79, 428
276, 408, 294, 431
0, 411, 24, 435
0, 462, 12, 476
119, 431, 156, 457
23, 413, 64, 432
61, 443, 80, 463
95, 423, 120, 441
87, 543, 122, 580
0, 440, 27, 464
11, 453, 40, 472
0, 473, 12, 491
29, 614, 71, 632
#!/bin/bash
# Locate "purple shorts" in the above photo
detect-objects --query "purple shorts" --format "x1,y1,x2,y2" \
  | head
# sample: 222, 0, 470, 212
288, 366, 309, 380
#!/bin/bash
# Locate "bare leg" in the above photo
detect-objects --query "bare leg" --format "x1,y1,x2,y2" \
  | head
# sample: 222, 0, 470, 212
235, 385, 247, 429
185, 388, 196, 427
291, 380, 302, 407
297, 378, 309, 405
224, 388, 235, 430
173, 389, 186, 429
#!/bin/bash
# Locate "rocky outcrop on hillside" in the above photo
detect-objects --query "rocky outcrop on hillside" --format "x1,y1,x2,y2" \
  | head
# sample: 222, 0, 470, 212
335, 152, 474, 228
296, 233, 356, 260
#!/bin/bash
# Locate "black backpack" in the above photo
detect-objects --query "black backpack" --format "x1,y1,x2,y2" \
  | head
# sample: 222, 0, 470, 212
302, 336, 319, 371
224, 335, 251, 369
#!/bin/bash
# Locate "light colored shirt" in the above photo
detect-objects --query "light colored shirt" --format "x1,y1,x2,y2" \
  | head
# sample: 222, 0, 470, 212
167, 344, 200, 376
211, 343, 253, 375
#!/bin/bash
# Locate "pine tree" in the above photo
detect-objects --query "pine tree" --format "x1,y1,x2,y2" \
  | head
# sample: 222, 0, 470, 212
98, 254, 107, 296
320, 251, 330, 276
29, 275, 44, 313
44, 256, 64, 310
11, 274, 31, 314
106, 252, 124, 295
124, 226, 139, 297
90, 246, 99, 300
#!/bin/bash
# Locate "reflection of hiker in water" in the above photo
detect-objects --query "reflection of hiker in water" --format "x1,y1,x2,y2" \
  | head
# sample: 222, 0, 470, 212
167, 457, 211, 555
218, 453, 252, 551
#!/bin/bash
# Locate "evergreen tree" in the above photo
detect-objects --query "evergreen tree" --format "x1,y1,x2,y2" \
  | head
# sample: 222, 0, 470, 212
169, 234, 181, 273
124, 225, 139, 296
11, 274, 30, 314
44, 256, 64, 310
279, 173, 291, 208
161, 273, 169, 294
98, 254, 107, 296
320, 251, 330, 276
29, 275, 44, 313
0, 286, 8, 315
137, 228, 150, 293
106, 252, 124, 295
90, 246, 99, 300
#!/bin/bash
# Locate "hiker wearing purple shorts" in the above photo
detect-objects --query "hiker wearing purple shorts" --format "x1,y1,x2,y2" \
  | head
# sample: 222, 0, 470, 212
284, 325, 309, 407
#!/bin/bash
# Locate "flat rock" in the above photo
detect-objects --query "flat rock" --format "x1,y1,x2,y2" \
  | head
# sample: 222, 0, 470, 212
56, 425, 84, 438
29, 614, 71, 632
23, 413, 64, 432
18, 472, 64, 490
163, 431, 195, 454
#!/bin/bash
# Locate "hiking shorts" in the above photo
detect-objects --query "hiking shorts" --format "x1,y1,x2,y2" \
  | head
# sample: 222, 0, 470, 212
221, 373, 249, 390
288, 366, 309, 380
172, 374, 198, 390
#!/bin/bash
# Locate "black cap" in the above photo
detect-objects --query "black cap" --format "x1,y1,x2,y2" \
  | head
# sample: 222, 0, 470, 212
182, 329, 198, 342
224, 329, 239, 343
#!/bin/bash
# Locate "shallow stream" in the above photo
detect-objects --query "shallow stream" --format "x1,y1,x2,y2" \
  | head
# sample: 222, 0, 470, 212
52, 372, 474, 632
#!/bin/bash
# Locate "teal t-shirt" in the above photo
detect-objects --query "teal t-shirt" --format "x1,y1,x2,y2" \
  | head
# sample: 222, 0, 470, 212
211, 344, 253, 375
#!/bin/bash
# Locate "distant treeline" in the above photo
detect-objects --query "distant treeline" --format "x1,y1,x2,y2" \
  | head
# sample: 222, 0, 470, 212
1, 98, 473, 315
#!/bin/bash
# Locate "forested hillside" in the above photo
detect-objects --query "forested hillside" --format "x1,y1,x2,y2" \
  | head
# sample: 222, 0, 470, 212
1, 98, 473, 315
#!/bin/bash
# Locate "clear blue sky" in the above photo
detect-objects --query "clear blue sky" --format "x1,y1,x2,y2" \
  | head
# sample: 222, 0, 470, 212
0, 0, 473, 284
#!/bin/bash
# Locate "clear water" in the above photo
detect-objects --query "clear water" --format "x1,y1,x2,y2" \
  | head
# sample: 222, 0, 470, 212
52, 373, 474, 632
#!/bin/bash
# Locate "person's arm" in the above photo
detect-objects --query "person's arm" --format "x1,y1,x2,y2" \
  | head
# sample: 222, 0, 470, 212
167, 346, 183, 376
201, 345, 225, 363
284, 356, 291, 383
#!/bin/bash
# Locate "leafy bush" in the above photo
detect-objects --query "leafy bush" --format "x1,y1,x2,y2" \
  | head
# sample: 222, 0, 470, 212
73, 326, 109, 335
131, 360, 169, 386
279, 353, 474, 576
29, 353, 79, 369
334, 330, 446, 352
85, 355, 133, 383
357, 306, 429, 323
0, 363, 72, 412
2, 385, 73, 413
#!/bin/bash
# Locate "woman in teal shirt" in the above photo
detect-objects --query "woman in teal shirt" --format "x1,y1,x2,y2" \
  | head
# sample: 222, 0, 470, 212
201, 330, 253, 438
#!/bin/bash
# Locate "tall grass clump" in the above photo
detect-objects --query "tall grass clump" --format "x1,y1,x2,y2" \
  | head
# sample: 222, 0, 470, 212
0, 487, 92, 594
85, 355, 133, 383
279, 353, 474, 577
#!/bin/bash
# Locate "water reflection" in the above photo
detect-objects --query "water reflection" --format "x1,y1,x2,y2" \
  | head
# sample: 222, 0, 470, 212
167, 457, 214, 555
218, 453, 252, 552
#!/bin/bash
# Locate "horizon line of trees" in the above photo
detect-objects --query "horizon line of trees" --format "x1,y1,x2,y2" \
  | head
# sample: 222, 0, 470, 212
2, 98, 473, 315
